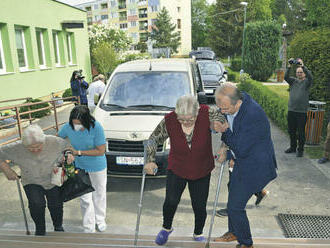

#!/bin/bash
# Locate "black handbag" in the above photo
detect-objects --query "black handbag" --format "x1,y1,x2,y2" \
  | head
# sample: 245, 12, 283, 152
60, 169, 95, 202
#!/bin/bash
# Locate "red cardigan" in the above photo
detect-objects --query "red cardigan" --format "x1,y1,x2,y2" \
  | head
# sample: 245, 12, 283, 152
165, 105, 214, 180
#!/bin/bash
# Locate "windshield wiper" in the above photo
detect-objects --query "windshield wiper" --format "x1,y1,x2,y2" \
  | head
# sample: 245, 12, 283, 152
102, 103, 127, 109
127, 104, 174, 110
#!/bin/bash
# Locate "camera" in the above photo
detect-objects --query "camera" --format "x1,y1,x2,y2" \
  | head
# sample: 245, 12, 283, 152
288, 58, 302, 65
76, 69, 85, 80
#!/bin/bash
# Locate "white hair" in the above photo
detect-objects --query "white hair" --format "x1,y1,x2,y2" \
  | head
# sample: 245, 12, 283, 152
21, 124, 46, 146
175, 95, 200, 117
215, 82, 242, 105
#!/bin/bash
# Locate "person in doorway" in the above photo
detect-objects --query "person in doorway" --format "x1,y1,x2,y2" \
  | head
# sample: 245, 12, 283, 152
284, 58, 313, 157
70, 70, 89, 105
213, 83, 277, 248
144, 95, 226, 245
58, 105, 107, 233
87, 74, 106, 113
0, 124, 73, 236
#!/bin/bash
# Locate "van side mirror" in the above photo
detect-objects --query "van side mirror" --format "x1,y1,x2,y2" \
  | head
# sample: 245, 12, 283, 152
197, 92, 207, 104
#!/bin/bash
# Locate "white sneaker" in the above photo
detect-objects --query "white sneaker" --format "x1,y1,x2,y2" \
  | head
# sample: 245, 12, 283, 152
83, 228, 96, 233
96, 223, 107, 232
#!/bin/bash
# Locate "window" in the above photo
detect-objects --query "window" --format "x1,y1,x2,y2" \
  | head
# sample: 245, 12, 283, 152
177, 7, 181, 13
131, 32, 138, 39
87, 17, 93, 24
101, 3, 108, 9
94, 4, 99, 10
130, 21, 137, 27
94, 15, 100, 21
52, 31, 60, 65
66, 33, 73, 64
101, 15, 108, 20
120, 23, 128, 29
150, 5, 159, 12
15, 28, 28, 69
0, 31, 6, 73
177, 19, 181, 29
110, 1, 116, 7
36, 29, 46, 68
85, 6, 91, 11
129, 9, 137, 15
129, 0, 135, 3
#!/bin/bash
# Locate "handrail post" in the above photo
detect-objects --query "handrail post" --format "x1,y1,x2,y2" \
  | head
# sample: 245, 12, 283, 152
28, 105, 32, 124
15, 107, 22, 139
52, 100, 59, 132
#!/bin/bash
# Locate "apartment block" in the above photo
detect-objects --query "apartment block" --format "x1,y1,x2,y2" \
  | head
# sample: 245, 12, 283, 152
76, 0, 191, 55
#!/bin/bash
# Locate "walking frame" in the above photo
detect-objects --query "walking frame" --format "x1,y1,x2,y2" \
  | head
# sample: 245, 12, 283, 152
16, 176, 31, 235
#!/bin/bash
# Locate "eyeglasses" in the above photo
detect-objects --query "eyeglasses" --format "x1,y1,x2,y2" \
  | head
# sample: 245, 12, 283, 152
177, 117, 196, 123
297, 72, 304, 74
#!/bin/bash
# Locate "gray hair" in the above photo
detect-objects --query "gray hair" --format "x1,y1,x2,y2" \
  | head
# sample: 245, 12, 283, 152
98, 74, 105, 81
21, 124, 46, 146
175, 95, 200, 117
215, 82, 242, 105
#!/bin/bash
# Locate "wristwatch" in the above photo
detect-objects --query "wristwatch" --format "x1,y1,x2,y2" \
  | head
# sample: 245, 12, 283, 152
77, 150, 82, 157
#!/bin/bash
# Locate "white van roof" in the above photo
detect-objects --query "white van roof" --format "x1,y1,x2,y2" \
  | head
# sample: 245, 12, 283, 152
114, 58, 194, 73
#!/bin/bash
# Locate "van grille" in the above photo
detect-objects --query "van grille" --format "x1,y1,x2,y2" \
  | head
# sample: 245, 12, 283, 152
108, 139, 163, 153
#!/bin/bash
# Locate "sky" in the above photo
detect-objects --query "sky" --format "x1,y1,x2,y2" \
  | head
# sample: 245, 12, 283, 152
58, 0, 217, 6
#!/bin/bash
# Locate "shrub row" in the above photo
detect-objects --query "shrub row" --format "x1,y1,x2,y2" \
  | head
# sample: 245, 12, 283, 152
19, 98, 51, 119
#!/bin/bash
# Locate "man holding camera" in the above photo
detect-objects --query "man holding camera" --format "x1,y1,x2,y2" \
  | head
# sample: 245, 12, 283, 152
284, 58, 313, 157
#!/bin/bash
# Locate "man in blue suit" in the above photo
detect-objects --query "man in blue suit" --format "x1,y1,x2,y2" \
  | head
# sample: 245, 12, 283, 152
213, 83, 277, 248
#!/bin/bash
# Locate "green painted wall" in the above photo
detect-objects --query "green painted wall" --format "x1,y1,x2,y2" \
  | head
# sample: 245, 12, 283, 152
0, 0, 91, 103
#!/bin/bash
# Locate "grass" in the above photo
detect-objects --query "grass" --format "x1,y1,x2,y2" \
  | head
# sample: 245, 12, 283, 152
264, 84, 324, 159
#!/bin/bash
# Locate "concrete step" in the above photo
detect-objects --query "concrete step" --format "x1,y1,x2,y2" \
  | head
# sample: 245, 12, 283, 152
0, 230, 329, 248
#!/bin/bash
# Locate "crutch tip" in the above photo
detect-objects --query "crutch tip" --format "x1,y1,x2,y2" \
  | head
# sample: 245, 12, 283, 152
26, 231, 31, 235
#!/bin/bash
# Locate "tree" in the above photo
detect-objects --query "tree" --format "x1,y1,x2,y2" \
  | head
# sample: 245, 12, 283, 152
247, 0, 272, 21
304, 0, 330, 27
243, 21, 281, 81
150, 7, 181, 53
191, 0, 210, 49
88, 23, 131, 51
92, 42, 119, 79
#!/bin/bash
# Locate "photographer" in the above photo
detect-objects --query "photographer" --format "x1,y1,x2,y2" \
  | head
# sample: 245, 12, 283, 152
70, 70, 89, 105
284, 58, 313, 157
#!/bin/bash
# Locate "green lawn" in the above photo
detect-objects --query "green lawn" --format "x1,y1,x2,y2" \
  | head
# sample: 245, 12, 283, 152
264, 84, 324, 159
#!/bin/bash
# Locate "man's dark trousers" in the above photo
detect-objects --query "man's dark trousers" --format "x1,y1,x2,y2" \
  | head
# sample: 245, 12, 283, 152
288, 111, 307, 152
227, 177, 255, 246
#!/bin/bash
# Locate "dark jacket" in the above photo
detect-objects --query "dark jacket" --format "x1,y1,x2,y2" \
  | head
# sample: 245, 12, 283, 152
165, 105, 214, 180
222, 92, 277, 193
71, 79, 89, 104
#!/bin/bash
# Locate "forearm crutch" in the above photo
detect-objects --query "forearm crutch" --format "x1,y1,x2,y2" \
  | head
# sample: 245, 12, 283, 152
205, 161, 226, 248
134, 140, 157, 247
16, 177, 31, 235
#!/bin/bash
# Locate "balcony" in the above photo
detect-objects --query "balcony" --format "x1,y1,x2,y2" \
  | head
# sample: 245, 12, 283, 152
139, 14, 147, 18
118, 4, 126, 10
137, 0, 147, 7
119, 16, 127, 21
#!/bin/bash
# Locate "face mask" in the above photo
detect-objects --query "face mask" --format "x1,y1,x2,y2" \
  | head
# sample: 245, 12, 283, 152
74, 124, 83, 131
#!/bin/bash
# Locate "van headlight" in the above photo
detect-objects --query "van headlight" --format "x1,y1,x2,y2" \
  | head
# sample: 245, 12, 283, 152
164, 138, 170, 151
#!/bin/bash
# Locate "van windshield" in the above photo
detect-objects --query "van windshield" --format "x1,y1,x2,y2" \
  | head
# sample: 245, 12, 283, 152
102, 71, 191, 109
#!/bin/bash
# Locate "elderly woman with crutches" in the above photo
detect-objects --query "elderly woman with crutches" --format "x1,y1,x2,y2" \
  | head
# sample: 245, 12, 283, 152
144, 95, 226, 245
0, 124, 73, 236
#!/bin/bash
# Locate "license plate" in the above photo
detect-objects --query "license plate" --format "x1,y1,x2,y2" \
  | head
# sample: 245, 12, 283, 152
116, 157, 144, 165
205, 89, 214, 94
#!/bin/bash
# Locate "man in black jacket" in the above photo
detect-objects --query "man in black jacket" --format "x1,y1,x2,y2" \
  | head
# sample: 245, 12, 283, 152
284, 58, 313, 157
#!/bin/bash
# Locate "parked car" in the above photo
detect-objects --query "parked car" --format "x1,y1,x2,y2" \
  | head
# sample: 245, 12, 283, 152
189, 50, 216, 60
197, 60, 228, 100
94, 59, 206, 177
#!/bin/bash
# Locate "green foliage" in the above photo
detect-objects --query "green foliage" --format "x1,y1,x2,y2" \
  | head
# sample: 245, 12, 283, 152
243, 21, 281, 81
150, 7, 181, 53
19, 99, 50, 119
288, 27, 330, 114
136, 41, 147, 53
247, 0, 272, 21
191, 0, 211, 49
62, 88, 72, 99
121, 53, 151, 63
230, 57, 242, 72
92, 42, 119, 78
304, 0, 330, 27
88, 24, 131, 52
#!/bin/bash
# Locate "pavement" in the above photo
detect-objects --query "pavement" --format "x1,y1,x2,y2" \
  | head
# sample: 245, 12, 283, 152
0, 104, 330, 239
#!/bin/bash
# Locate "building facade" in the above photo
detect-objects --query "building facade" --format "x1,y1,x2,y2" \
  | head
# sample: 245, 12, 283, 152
0, 0, 91, 103
76, 0, 191, 55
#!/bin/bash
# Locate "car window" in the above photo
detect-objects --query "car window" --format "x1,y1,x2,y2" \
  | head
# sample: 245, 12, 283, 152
103, 71, 191, 108
198, 61, 223, 75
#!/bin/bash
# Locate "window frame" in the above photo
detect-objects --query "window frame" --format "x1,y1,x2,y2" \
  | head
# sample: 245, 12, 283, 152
36, 29, 47, 69
15, 28, 29, 71
0, 31, 6, 73
66, 33, 73, 65
53, 31, 61, 66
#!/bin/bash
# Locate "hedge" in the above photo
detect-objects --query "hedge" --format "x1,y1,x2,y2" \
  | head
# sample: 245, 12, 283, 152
19, 98, 51, 119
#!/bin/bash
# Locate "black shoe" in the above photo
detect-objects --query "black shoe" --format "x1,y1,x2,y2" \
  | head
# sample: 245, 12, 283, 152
35, 230, 46, 236
285, 147, 296, 153
54, 226, 64, 232
296, 151, 303, 157
318, 157, 329, 164
255, 190, 269, 206
216, 208, 228, 217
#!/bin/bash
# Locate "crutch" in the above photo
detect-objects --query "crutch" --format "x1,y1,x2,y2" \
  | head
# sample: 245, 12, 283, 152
205, 160, 226, 248
16, 176, 31, 235
134, 140, 157, 247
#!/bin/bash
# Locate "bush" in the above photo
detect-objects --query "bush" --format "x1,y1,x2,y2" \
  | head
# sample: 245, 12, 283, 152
92, 42, 119, 78
243, 21, 281, 81
230, 58, 242, 72
62, 88, 73, 101
19, 98, 50, 119
288, 27, 330, 118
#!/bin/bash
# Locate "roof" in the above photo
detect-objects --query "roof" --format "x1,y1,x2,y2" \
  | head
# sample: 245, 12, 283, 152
52, 0, 87, 12
115, 59, 194, 73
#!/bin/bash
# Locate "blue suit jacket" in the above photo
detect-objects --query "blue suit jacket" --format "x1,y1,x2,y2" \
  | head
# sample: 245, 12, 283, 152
222, 92, 277, 193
